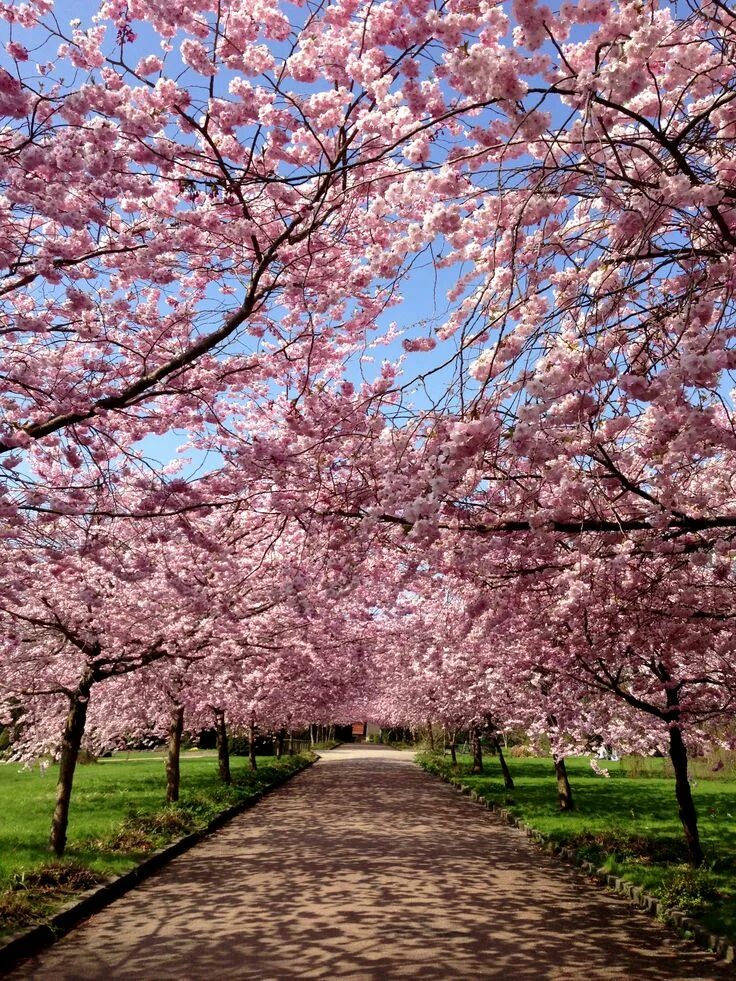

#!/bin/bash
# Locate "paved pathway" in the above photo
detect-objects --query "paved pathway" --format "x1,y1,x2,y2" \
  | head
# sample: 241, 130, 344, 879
8, 746, 734, 980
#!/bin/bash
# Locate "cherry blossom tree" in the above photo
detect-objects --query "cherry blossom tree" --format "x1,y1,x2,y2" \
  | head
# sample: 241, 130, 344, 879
0, 499, 289, 851
3, 0, 736, 876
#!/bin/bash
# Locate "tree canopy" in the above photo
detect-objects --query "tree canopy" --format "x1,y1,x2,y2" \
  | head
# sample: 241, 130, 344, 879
1, 0, 736, 865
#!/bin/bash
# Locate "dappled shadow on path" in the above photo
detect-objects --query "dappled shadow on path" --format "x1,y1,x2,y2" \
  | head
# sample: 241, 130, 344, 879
9, 747, 734, 980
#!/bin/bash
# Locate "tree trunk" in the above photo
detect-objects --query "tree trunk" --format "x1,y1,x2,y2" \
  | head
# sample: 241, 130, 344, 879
449, 730, 457, 766
166, 703, 184, 803
427, 719, 435, 751
668, 723, 703, 867
49, 679, 92, 856
248, 716, 258, 771
496, 742, 515, 790
288, 730, 294, 754
470, 726, 483, 774
553, 755, 574, 811
276, 728, 286, 759
214, 709, 231, 785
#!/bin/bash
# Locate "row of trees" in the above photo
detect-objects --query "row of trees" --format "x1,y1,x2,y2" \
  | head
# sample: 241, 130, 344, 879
1, 0, 736, 866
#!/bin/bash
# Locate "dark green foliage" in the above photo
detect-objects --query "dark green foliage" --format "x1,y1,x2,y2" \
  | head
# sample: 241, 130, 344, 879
659, 868, 721, 916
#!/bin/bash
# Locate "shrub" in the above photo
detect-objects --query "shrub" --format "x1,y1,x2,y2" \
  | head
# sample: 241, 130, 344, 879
14, 862, 104, 893
0, 890, 45, 928
104, 806, 197, 853
659, 868, 720, 915
568, 831, 687, 867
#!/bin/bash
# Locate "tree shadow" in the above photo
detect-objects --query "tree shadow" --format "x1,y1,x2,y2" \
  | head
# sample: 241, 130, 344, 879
9, 748, 734, 980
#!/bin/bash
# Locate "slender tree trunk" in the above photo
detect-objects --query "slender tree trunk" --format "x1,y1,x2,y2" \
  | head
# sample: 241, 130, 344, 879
449, 730, 457, 766
288, 730, 294, 754
668, 723, 703, 867
214, 709, 231, 785
276, 727, 286, 759
248, 716, 258, 771
166, 703, 184, 803
470, 726, 484, 774
553, 755, 574, 811
496, 742, 515, 790
49, 678, 92, 856
427, 719, 435, 751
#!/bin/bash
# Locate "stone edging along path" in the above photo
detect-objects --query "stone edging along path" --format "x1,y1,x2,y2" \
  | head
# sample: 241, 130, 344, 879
0, 754, 318, 976
426, 766, 735, 966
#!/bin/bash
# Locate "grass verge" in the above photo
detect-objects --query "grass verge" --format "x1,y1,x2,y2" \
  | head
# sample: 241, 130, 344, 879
0, 751, 314, 936
417, 751, 736, 944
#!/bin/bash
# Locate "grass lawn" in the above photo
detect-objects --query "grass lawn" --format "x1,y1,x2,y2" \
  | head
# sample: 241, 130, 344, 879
418, 751, 736, 943
0, 750, 313, 935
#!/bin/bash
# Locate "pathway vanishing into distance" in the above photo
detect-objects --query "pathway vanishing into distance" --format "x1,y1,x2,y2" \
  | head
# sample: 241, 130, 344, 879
8, 746, 734, 980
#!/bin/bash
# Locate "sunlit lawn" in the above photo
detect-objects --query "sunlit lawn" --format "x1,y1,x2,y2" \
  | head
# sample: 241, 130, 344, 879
419, 752, 736, 942
0, 750, 311, 933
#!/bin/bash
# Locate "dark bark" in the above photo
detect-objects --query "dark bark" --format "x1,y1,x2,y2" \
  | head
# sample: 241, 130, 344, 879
668, 723, 703, 867
427, 719, 435, 751
343, 509, 736, 538
276, 727, 286, 759
49, 677, 92, 856
248, 716, 258, 771
449, 729, 457, 766
214, 709, 231, 785
485, 718, 514, 789
166, 703, 184, 803
496, 742, 515, 790
553, 755, 574, 811
470, 726, 484, 774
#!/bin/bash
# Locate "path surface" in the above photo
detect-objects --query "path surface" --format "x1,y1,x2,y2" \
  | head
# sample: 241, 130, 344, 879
8, 746, 734, 980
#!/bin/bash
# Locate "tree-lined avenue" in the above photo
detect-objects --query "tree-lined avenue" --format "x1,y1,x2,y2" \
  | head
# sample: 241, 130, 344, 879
7, 747, 732, 980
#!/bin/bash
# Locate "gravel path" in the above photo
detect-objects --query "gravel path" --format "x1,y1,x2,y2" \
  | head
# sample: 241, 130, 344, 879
8, 746, 734, 980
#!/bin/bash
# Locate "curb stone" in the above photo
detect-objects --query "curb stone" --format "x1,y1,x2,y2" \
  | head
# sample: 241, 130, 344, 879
436, 769, 735, 966
0, 755, 317, 976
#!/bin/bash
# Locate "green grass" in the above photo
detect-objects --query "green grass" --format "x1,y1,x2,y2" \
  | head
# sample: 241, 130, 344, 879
0, 751, 314, 935
417, 751, 736, 943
